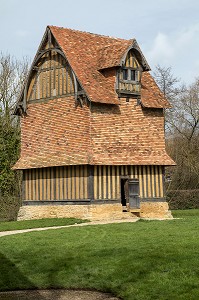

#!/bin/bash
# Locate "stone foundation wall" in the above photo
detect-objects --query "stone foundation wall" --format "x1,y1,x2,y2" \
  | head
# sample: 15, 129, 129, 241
17, 201, 173, 221
140, 202, 173, 219
17, 203, 132, 221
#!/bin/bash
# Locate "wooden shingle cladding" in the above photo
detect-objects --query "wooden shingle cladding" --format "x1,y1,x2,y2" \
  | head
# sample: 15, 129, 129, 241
22, 165, 164, 202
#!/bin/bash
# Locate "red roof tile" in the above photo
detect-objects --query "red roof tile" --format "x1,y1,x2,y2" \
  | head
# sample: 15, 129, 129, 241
141, 72, 171, 108
13, 97, 175, 170
50, 26, 121, 104
97, 42, 133, 70
49, 26, 171, 108
12, 26, 175, 170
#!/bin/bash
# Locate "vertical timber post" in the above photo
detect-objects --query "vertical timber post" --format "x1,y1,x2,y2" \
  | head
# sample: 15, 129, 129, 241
162, 165, 166, 199
88, 165, 94, 201
22, 171, 26, 202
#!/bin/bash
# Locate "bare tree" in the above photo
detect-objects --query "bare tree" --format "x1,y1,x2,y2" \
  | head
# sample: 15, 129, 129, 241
152, 65, 185, 134
153, 65, 199, 192
0, 53, 29, 220
153, 64, 180, 101
168, 79, 199, 188
0, 53, 29, 124
170, 79, 199, 143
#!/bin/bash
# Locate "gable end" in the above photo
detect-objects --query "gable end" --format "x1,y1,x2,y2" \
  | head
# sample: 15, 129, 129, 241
14, 28, 87, 116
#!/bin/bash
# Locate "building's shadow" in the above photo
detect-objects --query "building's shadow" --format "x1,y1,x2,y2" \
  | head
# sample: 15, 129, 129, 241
0, 252, 46, 299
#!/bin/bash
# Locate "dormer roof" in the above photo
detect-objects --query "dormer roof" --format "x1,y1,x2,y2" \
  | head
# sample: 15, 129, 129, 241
48, 26, 171, 108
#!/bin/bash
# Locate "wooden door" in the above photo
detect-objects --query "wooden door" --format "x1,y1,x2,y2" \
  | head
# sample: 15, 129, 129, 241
128, 179, 140, 209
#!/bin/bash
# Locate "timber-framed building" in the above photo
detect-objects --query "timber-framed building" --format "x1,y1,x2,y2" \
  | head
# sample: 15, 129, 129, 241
14, 26, 175, 220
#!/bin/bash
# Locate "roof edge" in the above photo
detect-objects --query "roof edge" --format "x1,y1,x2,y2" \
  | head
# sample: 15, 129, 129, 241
97, 39, 151, 72
120, 40, 151, 71
14, 27, 50, 116
49, 26, 92, 103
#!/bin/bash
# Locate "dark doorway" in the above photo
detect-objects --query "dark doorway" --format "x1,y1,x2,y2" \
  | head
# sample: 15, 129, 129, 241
121, 178, 128, 208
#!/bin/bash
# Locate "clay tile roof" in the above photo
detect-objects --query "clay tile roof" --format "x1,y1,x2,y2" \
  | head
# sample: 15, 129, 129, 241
141, 72, 172, 108
49, 26, 171, 108
50, 26, 123, 105
97, 42, 133, 70
49, 26, 170, 108
12, 27, 175, 170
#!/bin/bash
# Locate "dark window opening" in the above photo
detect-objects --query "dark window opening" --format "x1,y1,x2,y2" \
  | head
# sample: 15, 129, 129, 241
123, 69, 128, 80
117, 63, 142, 97
122, 68, 137, 82
130, 70, 136, 81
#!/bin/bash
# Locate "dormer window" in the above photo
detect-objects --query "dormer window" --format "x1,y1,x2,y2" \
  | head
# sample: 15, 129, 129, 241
117, 50, 143, 97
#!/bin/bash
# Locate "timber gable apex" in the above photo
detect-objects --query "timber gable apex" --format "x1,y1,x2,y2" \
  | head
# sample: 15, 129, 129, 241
120, 40, 150, 71
14, 27, 89, 116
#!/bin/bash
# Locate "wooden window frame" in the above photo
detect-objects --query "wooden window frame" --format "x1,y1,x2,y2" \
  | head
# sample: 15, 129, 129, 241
116, 65, 142, 98
120, 67, 139, 84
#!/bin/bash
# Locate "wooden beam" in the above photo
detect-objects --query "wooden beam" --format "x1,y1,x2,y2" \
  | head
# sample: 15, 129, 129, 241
47, 28, 52, 48
88, 165, 94, 200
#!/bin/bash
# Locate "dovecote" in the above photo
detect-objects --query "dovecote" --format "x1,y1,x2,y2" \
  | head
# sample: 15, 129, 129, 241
13, 26, 175, 221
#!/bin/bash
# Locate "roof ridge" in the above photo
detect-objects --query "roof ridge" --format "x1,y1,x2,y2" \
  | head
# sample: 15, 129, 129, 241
48, 25, 132, 42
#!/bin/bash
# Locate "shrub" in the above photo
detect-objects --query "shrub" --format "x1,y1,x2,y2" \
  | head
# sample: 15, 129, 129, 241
0, 194, 21, 221
167, 189, 199, 210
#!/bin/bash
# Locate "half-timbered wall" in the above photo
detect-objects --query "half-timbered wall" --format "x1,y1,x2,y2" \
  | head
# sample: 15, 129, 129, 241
93, 165, 164, 200
118, 50, 142, 95
27, 49, 75, 102
23, 165, 88, 201
23, 165, 164, 201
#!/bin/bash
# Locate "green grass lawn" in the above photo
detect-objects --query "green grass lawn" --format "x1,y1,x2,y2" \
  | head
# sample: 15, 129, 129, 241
0, 210, 199, 299
0, 218, 88, 232
172, 209, 199, 218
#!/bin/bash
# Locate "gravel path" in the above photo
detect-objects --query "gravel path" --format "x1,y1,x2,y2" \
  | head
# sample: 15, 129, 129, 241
0, 289, 120, 300
0, 218, 139, 237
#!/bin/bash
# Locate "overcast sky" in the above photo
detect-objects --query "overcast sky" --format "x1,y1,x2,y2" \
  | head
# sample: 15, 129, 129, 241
1, 0, 199, 84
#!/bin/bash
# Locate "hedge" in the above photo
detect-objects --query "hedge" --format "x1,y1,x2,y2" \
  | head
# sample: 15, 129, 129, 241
0, 195, 21, 221
167, 189, 199, 210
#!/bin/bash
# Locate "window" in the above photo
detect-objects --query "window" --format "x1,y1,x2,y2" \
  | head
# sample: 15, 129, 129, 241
117, 50, 142, 96
123, 69, 128, 80
122, 68, 137, 82
130, 70, 136, 81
